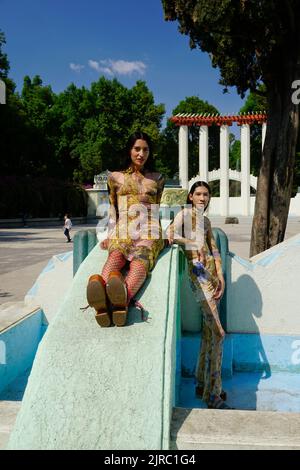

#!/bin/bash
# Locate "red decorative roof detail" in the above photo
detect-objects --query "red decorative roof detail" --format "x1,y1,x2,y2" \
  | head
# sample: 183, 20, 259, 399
169, 112, 267, 127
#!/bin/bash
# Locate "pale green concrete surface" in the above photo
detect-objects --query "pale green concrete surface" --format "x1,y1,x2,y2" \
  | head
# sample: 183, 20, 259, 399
7, 244, 180, 450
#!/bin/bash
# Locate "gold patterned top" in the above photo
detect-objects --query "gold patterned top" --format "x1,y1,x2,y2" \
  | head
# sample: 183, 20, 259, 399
107, 168, 165, 271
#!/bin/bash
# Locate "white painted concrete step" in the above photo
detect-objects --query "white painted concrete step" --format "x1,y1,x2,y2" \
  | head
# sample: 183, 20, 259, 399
0, 401, 21, 450
171, 407, 300, 450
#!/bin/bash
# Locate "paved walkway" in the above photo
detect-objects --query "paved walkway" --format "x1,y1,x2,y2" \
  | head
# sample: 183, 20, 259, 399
0, 217, 299, 306
0, 224, 95, 306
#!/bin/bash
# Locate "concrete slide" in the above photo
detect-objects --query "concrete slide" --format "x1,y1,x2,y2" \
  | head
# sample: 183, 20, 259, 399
7, 243, 180, 450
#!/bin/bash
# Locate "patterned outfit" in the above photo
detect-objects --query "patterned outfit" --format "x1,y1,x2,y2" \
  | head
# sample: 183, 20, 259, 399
101, 168, 165, 300
169, 208, 225, 402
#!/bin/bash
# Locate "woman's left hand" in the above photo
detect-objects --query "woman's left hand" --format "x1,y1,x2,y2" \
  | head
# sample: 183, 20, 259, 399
214, 276, 225, 300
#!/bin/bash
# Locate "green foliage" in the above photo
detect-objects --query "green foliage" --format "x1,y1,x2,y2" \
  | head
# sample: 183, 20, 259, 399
162, 0, 300, 96
0, 176, 87, 218
0, 71, 165, 184
158, 96, 220, 178
238, 86, 267, 176
52, 77, 165, 182
0, 30, 9, 78
229, 139, 241, 170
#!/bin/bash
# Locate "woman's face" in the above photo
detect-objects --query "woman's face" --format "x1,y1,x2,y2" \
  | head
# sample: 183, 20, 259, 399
189, 186, 210, 209
130, 139, 150, 170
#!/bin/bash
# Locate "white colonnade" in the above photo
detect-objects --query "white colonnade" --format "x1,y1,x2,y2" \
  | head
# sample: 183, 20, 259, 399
175, 113, 267, 217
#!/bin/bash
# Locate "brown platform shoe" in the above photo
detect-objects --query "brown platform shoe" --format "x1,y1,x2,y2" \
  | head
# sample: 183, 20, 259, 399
86, 274, 111, 327
106, 271, 128, 327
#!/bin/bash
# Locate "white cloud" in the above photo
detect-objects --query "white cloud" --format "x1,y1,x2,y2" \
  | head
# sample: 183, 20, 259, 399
70, 63, 85, 73
88, 59, 113, 76
88, 59, 146, 76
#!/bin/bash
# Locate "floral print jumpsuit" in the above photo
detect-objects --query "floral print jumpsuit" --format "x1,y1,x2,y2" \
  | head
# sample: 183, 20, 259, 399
169, 208, 225, 402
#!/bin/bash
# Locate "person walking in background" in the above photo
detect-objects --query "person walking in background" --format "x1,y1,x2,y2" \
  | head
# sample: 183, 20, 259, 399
167, 181, 232, 410
85, 131, 165, 328
63, 214, 72, 243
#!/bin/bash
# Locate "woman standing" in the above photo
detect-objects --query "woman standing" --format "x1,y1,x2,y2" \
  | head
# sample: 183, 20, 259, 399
167, 181, 232, 409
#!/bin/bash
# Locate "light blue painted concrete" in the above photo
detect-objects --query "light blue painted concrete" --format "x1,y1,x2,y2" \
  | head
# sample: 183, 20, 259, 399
0, 368, 31, 401
0, 310, 47, 395
41, 259, 55, 275
179, 372, 300, 412
8, 244, 180, 450
227, 233, 300, 334
181, 333, 300, 378
26, 282, 39, 297
56, 251, 72, 262
229, 252, 254, 271
233, 334, 300, 373
179, 332, 300, 412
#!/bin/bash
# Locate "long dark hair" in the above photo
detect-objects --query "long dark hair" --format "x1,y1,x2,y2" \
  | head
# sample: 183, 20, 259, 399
123, 131, 155, 172
187, 181, 211, 210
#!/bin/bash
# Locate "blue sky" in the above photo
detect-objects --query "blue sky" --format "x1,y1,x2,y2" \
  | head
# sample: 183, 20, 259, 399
1, 0, 246, 127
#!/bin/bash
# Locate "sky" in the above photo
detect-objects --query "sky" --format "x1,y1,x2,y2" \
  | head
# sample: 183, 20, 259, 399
1, 0, 246, 128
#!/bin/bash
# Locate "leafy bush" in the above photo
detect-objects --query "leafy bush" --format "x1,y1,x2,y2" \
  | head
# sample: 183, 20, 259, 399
0, 176, 87, 218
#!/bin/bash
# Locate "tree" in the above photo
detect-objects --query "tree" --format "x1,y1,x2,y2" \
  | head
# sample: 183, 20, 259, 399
0, 30, 9, 79
239, 86, 267, 177
162, 0, 300, 256
240, 88, 300, 196
52, 77, 165, 182
158, 96, 220, 178
20, 75, 58, 175
0, 31, 31, 177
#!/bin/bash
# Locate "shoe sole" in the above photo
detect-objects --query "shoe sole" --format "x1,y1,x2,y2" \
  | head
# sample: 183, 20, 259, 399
87, 278, 111, 327
112, 309, 128, 327
106, 276, 127, 326
95, 311, 111, 328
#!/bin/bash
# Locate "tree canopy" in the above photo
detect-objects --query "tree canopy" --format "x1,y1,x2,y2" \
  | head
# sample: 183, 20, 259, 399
0, 74, 165, 183
0, 30, 9, 79
162, 0, 300, 255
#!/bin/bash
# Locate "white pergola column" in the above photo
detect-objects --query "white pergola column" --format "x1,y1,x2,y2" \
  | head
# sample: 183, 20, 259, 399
199, 125, 209, 182
220, 125, 229, 217
179, 125, 189, 189
241, 124, 251, 216
262, 122, 267, 151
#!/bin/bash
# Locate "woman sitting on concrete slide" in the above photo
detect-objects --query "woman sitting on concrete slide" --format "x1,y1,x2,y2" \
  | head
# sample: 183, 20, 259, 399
85, 131, 165, 327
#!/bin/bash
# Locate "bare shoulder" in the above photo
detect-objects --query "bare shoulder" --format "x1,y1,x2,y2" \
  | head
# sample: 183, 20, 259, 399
108, 171, 125, 185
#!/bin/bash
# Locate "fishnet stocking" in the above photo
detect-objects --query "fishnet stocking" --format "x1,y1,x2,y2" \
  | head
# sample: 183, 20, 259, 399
101, 250, 126, 283
125, 259, 148, 302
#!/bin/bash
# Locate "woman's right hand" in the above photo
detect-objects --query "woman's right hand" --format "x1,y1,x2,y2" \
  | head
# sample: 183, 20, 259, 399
100, 238, 109, 250
197, 248, 206, 266
167, 235, 174, 246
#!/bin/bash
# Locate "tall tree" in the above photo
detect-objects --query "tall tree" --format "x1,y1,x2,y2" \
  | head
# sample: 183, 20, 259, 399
162, 0, 300, 256
0, 31, 31, 176
54, 77, 165, 182
0, 30, 9, 79
239, 86, 267, 177
21, 75, 57, 175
